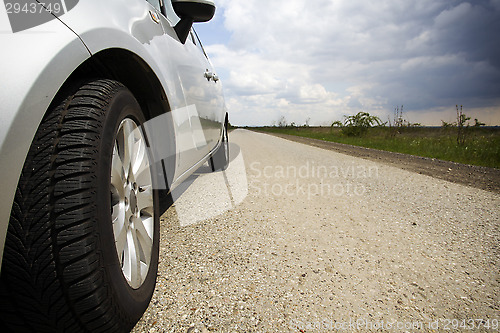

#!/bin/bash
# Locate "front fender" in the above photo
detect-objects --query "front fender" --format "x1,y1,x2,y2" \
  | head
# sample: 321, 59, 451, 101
56, 0, 186, 111
0, 14, 90, 267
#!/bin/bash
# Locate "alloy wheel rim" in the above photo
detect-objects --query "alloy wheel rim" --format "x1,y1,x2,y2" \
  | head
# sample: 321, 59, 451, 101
110, 118, 155, 289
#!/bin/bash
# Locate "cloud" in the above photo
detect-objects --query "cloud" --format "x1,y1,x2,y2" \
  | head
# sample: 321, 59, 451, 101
201, 0, 500, 126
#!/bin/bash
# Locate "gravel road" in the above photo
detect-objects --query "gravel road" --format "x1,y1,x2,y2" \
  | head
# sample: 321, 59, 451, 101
264, 132, 500, 194
133, 129, 499, 332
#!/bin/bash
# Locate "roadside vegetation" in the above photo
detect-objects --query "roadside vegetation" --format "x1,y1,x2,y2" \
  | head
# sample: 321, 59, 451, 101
251, 107, 500, 169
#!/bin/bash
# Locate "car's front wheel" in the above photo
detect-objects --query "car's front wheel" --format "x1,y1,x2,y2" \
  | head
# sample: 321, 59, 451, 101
0, 79, 159, 332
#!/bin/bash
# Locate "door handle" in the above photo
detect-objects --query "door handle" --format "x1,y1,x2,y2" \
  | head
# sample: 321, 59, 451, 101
204, 70, 213, 81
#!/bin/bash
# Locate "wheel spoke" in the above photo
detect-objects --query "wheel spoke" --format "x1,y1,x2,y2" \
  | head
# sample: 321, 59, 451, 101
131, 131, 146, 175
136, 186, 153, 213
121, 120, 135, 178
113, 218, 128, 263
111, 199, 125, 225
134, 153, 152, 187
111, 145, 126, 194
121, 230, 131, 280
134, 216, 153, 264
128, 227, 142, 286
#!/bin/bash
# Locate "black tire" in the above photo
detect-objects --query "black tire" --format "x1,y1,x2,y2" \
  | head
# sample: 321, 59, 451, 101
0, 79, 160, 332
209, 120, 229, 172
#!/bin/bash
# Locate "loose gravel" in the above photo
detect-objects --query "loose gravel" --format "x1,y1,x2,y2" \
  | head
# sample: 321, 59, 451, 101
264, 132, 500, 194
132, 129, 499, 332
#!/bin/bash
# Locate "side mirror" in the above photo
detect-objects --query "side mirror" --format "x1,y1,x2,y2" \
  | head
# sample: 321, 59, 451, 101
172, 0, 216, 43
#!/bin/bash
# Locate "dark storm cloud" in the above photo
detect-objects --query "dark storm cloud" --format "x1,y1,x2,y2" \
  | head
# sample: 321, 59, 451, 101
315, 0, 500, 111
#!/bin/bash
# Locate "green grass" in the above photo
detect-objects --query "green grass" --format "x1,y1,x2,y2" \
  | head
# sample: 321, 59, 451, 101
252, 126, 500, 169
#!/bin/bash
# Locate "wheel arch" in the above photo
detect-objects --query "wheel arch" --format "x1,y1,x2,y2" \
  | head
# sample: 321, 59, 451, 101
52, 48, 172, 122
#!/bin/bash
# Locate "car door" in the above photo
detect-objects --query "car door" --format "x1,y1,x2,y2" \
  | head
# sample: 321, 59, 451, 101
148, 0, 224, 179
190, 28, 225, 147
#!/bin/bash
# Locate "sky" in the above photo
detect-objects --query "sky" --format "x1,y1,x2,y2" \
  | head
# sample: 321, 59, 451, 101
195, 0, 500, 127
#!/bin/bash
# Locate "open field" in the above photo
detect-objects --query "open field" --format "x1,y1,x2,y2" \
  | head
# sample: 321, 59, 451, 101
250, 126, 500, 169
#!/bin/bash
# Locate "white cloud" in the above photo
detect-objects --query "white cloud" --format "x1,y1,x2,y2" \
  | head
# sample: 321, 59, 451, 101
204, 0, 500, 126
434, 2, 471, 28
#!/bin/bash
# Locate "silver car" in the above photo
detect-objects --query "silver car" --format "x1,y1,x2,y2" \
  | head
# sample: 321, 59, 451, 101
0, 0, 228, 331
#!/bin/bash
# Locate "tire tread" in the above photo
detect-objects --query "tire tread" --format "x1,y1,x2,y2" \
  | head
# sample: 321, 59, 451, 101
0, 80, 136, 332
